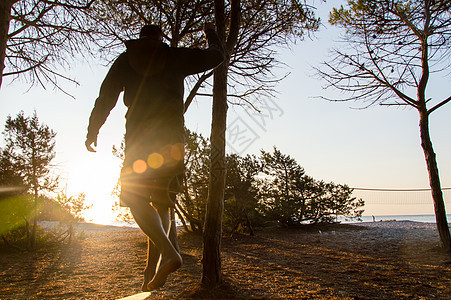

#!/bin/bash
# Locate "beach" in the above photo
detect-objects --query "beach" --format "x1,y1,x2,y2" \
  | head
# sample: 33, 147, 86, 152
0, 221, 450, 299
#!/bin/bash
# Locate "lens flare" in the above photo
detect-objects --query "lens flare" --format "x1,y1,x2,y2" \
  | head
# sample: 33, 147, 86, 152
170, 143, 184, 161
147, 153, 164, 169
123, 167, 133, 175
133, 159, 147, 174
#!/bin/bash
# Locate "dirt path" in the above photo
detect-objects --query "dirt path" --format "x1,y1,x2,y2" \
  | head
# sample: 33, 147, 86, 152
0, 222, 450, 299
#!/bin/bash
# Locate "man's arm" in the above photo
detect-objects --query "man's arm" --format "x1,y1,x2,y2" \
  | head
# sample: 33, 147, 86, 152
176, 24, 225, 76
85, 54, 126, 152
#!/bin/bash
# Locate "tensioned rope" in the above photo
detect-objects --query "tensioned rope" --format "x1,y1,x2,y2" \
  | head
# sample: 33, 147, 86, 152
352, 187, 451, 192
350, 187, 451, 205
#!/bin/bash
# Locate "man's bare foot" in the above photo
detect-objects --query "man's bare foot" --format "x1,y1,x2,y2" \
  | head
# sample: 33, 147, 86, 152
146, 252, 182, 291
141, 266, 156, 292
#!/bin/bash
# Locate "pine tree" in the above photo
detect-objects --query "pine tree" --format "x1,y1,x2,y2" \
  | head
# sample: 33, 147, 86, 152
2, 111, 58, 249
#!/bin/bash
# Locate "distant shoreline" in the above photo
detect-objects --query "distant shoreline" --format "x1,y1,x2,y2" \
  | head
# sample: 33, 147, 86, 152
39, 219, 449, 234
351, 220, 440, 231
343, 214, 451, 224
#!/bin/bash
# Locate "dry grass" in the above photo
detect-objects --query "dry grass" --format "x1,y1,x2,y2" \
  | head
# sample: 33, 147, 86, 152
0, 222, 450, 299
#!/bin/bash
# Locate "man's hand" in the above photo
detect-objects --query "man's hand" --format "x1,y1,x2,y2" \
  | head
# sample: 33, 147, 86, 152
85, 136, 97, 152
203, 22, 216, 33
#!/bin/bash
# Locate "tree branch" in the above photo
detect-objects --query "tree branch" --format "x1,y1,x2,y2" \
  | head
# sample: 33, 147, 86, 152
41, 0, 95, 10
3, 60, 45, 77
226, 0, 240, 53
428, 95, 451, 115
9, 4, 54, 38
184, 70, 214, 113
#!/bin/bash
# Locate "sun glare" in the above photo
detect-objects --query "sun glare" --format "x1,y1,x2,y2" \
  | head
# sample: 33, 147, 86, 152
66, 149, 122, 225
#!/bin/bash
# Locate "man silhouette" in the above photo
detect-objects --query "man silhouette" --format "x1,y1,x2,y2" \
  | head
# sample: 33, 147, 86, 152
85, 23, 224, 291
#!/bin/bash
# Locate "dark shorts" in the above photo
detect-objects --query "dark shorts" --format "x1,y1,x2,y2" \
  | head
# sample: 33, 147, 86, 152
119, 129, 185, 208
120, 173, 182, 208
119, 141, 184, 208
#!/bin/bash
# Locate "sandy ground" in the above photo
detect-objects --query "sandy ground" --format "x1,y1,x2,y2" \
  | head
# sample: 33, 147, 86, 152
0, 221, 450, 299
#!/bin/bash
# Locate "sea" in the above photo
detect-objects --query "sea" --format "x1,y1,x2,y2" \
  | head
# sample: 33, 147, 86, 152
340, 214, 451, 224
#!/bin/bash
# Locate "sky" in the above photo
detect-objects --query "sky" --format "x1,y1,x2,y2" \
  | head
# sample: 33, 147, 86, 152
1, 1, 450, 224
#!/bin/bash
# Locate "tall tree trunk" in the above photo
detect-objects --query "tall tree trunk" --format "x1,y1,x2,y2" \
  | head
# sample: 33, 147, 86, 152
415, 13, 450, 251
244, 212, 255, 236
202, 0, 240, 288
30, 146, 38, 250
419, 110, 451, 252
31, 191, 38, 249
201, 0, 228, 288
202, 59, 228, 287
25, 219, 31, 250
0, 0, 13, 90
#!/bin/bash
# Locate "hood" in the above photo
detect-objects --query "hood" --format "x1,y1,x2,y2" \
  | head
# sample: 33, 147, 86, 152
124, 38, 168, 77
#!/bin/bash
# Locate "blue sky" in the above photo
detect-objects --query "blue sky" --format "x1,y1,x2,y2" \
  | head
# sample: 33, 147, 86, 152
1, 1, 450, 222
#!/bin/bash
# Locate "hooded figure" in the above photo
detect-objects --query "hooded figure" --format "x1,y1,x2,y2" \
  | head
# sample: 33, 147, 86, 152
85, 24, 224, 291
86, 24, 224, 208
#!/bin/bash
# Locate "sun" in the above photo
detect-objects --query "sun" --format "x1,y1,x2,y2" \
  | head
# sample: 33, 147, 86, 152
66, 147, 122, 225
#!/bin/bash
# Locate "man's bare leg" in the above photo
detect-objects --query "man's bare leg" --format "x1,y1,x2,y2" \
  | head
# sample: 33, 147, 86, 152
153, 202, 170, 233
143, 207, 181, 290
145, 191, 182, 290
140, 183, 181, 291
140, 203, 170, 290
130, 201, 182, 291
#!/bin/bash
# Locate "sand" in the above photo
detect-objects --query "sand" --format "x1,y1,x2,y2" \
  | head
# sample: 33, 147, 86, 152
0, 221, 450, 299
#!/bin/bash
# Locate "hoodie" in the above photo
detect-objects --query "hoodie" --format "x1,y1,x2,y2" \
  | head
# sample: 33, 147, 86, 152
86, 29, 224, 168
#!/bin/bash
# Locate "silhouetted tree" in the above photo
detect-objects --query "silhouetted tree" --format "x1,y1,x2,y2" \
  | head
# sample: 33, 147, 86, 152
259, 147, 309, 225
316, 0, 451, 251
177, 129, 210, 233
306, 181, 364, 223
203, 0, 319, 285
0, 0, 94, 91
224, 153, 261, 235
328, 183, 364, 222
56, 192, 92, 243
1, 111, 58, 249
56, 192, 92, 222
259, 148, 364, 225
178, 132, 263, 235
0, 148, 24, 189
201, 0, 240, 288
